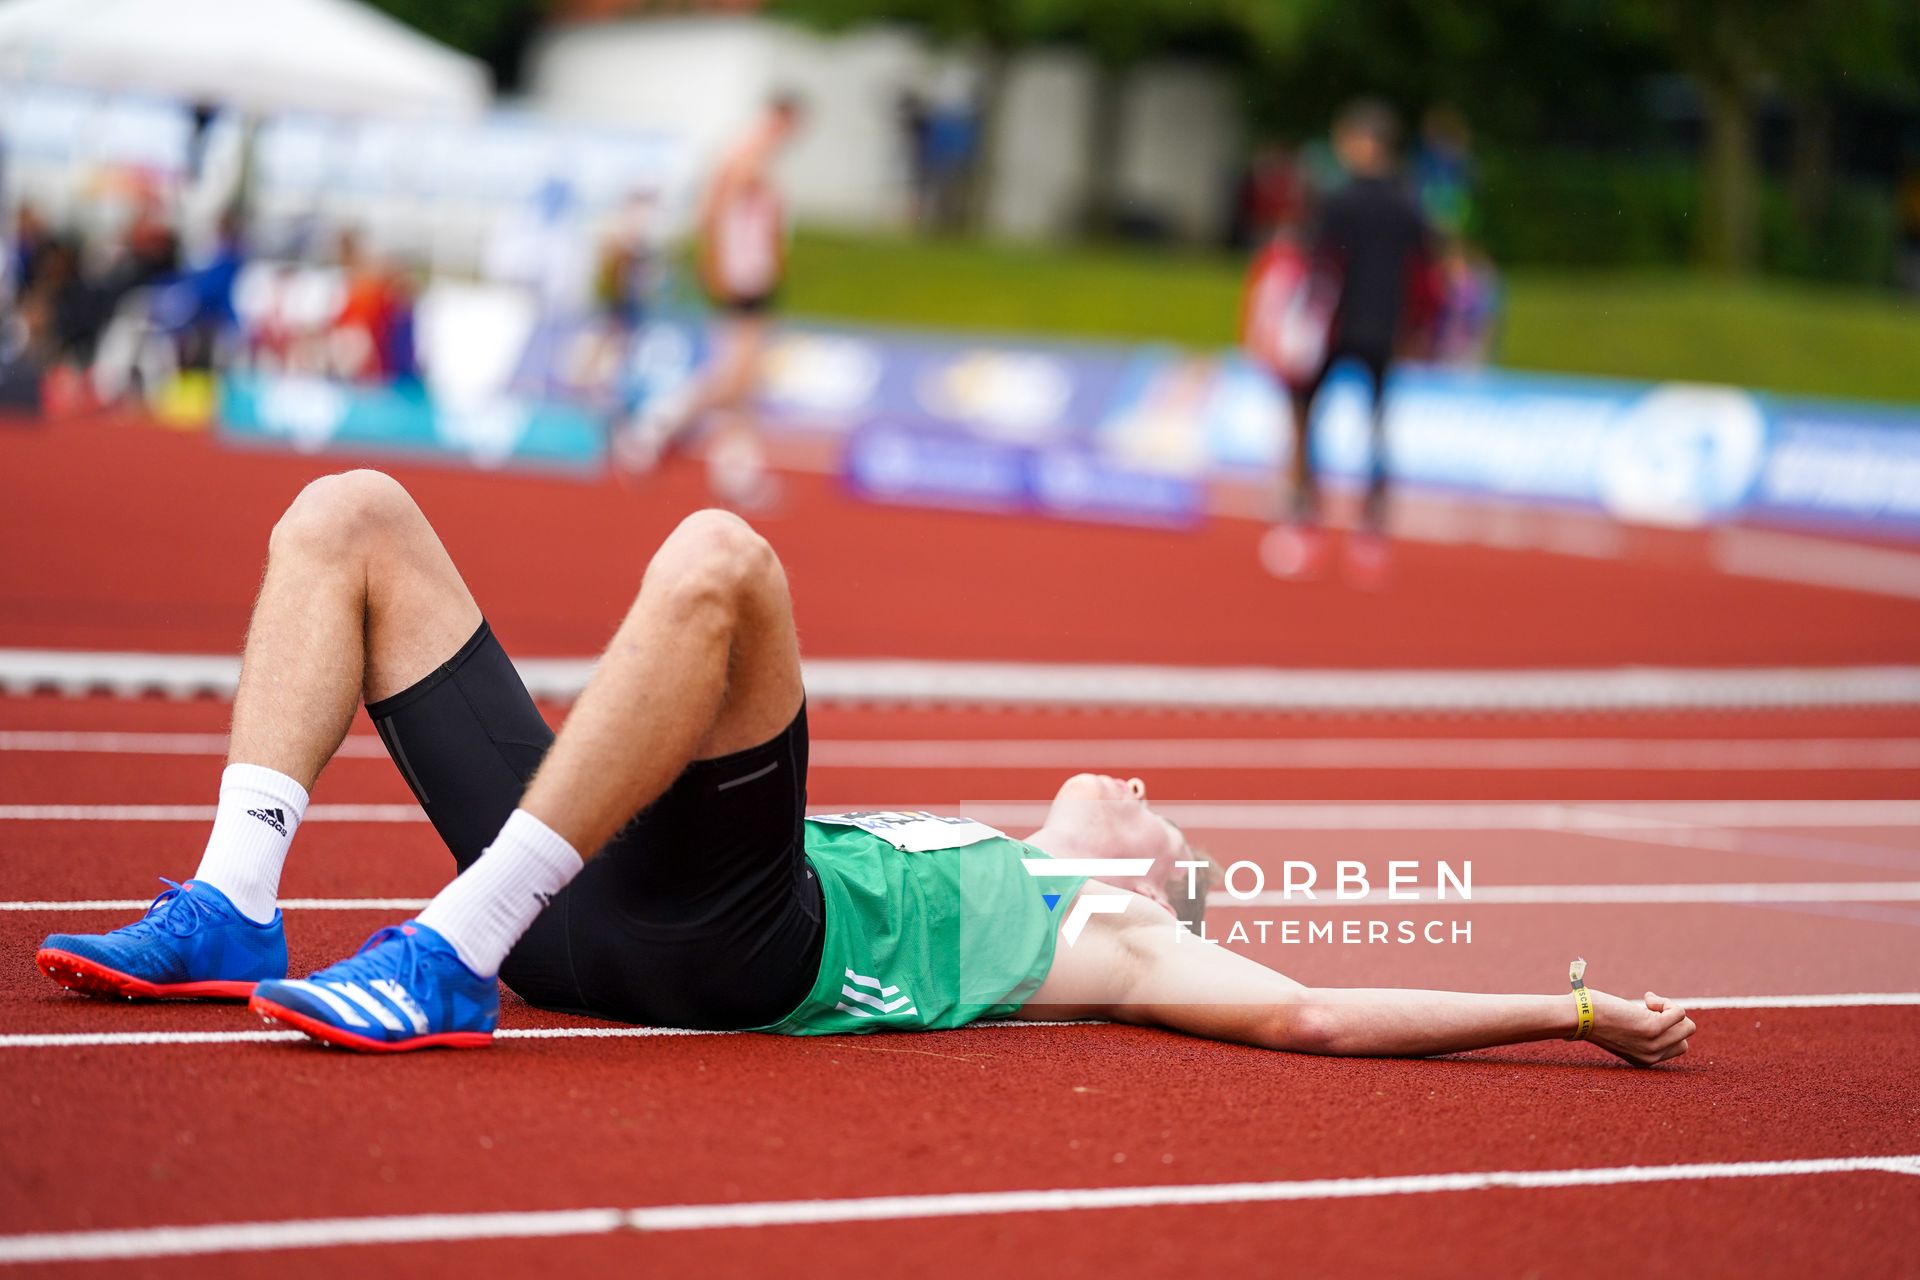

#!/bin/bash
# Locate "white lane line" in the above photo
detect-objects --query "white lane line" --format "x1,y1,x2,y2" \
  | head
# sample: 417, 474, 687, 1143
2, 1000, 1912, 1051
0, 804, 422, 822
1679, 993, 1920, 1009
962, 800, 1920, 830
1, 898, 432, 911
8, 649, 1920, 711
3, 1155, 1917, 1263
0, 1208, 631, 1266
812, 738, 1920, 771
12, 730, 1920, 771
11, 883, 1920, 915
1714, 527, 1920, 602
6, 799, 1920, 829
0, 1021, 1095, 1050
0, 731, 387, 758
1222, 882, 1920, 908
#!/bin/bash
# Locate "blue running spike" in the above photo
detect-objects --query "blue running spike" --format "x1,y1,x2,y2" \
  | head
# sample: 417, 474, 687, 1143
251, 922, 498, 1053
37, 879, 286, 1000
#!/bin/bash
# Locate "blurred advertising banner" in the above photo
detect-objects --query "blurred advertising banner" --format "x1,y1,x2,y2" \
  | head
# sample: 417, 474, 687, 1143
1291, 366, 1920, 534
210, 300, 1920, 536
755, 326, 1201, 526
843, 426, 1203, 527
218, 269, 603, 473
757, 326, 1920, 536
219, 373, 603, 472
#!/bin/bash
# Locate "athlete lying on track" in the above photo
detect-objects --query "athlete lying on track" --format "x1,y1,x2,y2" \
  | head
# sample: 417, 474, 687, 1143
37, 472, 1694, 1064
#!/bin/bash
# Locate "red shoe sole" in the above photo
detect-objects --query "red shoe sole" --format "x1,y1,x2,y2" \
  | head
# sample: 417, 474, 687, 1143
250, 995, 494, 1053
36, 949, 258, 1001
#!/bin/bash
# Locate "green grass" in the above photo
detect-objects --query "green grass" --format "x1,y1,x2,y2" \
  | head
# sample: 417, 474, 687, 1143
785, 231, 1920, 405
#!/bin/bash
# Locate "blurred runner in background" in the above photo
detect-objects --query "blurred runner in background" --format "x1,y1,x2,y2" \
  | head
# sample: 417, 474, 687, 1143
619, 95, 804, 511
1260, 100, 1433, 589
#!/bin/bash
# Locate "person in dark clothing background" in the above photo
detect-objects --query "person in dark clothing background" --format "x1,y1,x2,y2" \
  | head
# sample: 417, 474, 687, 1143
1262, 100, 1433, 588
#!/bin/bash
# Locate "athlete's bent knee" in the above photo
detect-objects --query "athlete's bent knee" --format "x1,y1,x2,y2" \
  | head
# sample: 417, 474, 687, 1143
649, 509, 778, 609
270, 469, 418, 562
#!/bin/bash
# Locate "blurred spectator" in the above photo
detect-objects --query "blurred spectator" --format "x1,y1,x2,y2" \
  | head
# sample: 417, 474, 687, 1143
9, 203, 53, 303
330, 230, 403, 383
1232, 143, 1308, 249
95, 189, 180, 303
483, 177, 591, 318
899, 91, 935, 228
579, 189, 665, 406
900, 68, 979, 234
594, 190, 664, 333
1261, 99, 1433, 589
1414, 106, 1476, 238
379, 263, 420, 388
30, 237, 108, 366
1897, 150, 1920, 296
159, 207, 247, 373
1430, 238, 1501, 367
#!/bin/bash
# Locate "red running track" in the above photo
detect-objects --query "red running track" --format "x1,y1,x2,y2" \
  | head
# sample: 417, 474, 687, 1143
5, 415, 1920, 664
1, 416, 1917, 1275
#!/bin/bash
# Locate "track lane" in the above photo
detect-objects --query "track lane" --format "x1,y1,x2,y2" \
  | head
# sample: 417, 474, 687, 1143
1, 1010, 1915, 1240
5, 419, 1917, 1275
7, 419, 1920, 667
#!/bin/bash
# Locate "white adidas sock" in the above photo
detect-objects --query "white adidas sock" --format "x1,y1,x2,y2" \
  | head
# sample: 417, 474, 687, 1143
416, 809, 583, 977
193, 763, 310, 924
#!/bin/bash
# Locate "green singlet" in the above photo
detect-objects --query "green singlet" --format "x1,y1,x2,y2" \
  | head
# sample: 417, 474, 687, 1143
752, 812, 1089, 1036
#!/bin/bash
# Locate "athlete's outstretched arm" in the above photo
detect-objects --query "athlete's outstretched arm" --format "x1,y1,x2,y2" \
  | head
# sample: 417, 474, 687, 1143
1026, 887, 1694, 1066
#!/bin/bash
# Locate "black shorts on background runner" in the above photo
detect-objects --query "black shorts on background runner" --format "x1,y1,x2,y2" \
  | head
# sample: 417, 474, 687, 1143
364, 621, 823, 1030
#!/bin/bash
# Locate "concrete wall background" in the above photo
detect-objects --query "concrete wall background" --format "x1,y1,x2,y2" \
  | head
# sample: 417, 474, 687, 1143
524, 15, 1242, 244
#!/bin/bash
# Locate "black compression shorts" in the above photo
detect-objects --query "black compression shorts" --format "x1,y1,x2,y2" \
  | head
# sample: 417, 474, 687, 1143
1301, 341, 1391, 407
365, 621, 824, 1030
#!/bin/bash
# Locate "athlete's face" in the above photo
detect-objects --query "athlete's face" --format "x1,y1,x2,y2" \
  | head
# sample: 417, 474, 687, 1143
1045, 773, 1187, 868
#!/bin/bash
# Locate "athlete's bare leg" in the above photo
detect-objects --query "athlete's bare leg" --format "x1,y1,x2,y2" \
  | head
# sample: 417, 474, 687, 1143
1286, 385, 1319, 524
516, 507, 804, 855
702, 314, 775, 506
621, 316, 762, 452
1029, 886, 1695, 1066
228, 470, 483, 789
236, 470, 800, 859
616, 315, 776, 507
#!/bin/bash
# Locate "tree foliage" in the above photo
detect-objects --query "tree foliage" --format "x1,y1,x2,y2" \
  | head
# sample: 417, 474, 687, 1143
364, 0, 545, 88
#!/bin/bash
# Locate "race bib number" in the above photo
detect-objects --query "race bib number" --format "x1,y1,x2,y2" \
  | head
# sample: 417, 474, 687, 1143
809, 811, 1007, 853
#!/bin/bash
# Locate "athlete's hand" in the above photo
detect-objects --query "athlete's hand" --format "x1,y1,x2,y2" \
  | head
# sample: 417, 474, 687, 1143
1586, 990, 1695, 1066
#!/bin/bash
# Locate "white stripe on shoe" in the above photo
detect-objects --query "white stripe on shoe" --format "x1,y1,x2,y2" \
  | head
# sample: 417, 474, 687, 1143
277, 980, 369, 1028
326, 982, 404, 1032
370, 979, 429, 1035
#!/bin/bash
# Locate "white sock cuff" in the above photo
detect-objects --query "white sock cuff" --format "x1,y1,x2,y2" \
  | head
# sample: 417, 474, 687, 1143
496, 808, 584, 874
195, 763, 309, 924
221, 762, 310, 811
415, 809, 584, 977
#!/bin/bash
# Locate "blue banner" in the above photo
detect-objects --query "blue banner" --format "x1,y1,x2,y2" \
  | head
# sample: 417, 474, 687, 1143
214, 309, 1920, 537
219, 374, 604, 474
845, 425, 1202, 526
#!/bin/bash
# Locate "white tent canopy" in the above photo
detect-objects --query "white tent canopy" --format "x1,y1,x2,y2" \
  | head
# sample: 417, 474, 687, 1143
0, 0, 489, 120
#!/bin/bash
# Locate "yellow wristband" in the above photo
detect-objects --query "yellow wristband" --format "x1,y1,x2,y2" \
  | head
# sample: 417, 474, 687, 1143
1568, 958, 1594, 1040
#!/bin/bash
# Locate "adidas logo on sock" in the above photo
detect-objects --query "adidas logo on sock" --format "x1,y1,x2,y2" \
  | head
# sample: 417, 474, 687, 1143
246, 806, 288, 836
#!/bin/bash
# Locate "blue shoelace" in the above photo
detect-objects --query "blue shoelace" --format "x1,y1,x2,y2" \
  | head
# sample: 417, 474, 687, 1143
114, 878, 229, 942
326, 924, 441, 994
